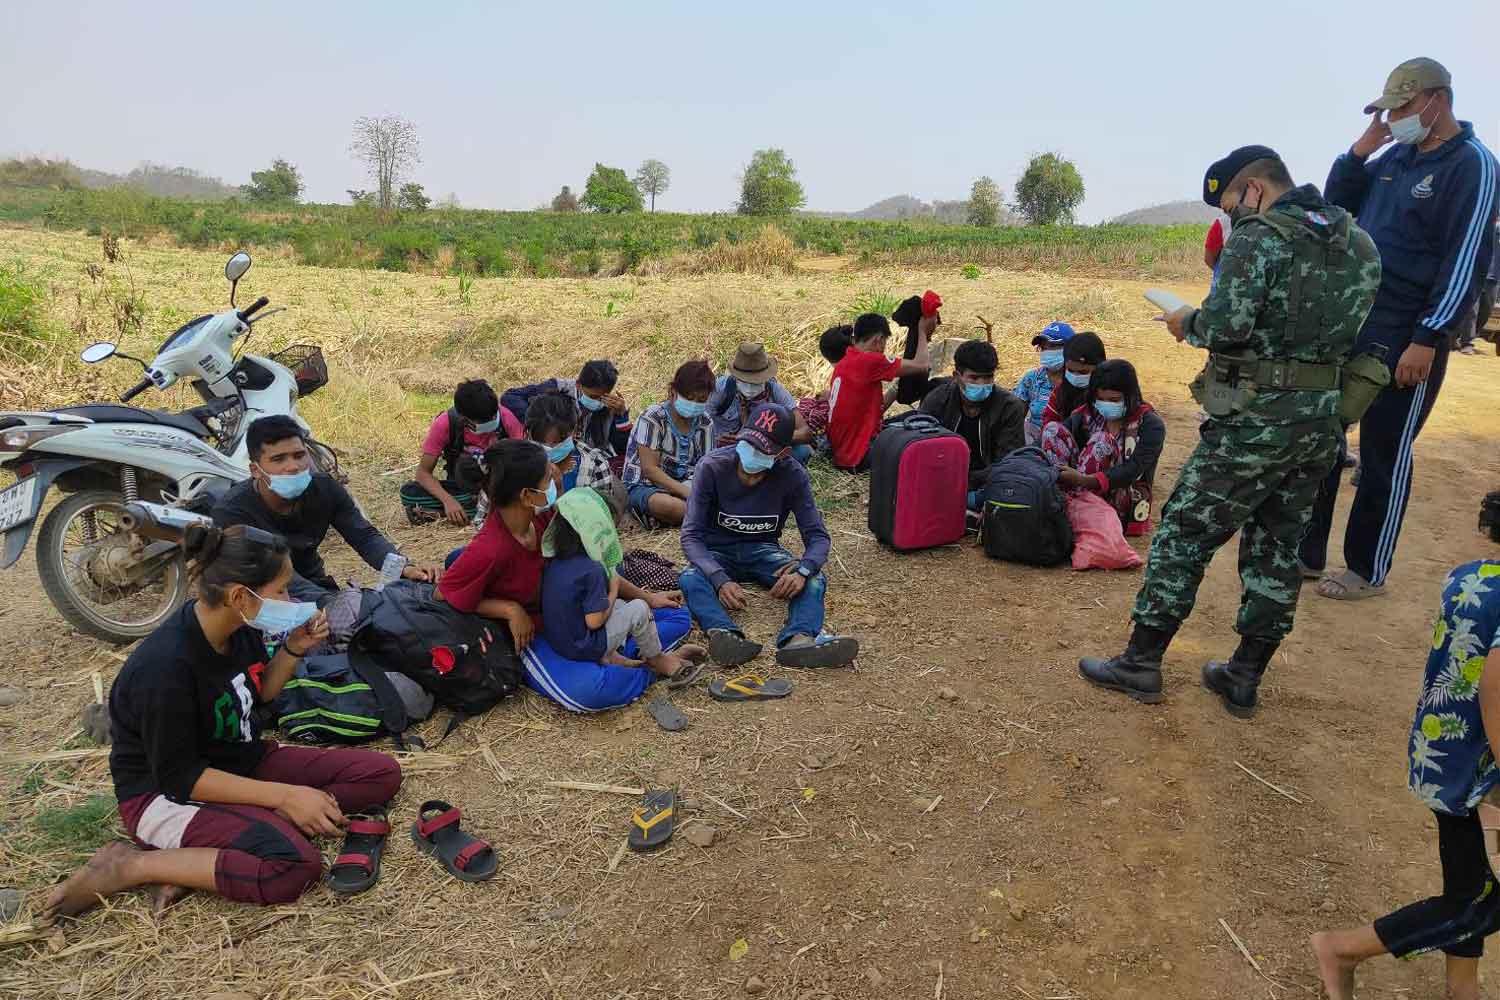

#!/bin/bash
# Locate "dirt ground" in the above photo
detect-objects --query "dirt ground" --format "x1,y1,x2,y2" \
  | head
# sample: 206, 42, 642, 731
1, 233, 1498, 999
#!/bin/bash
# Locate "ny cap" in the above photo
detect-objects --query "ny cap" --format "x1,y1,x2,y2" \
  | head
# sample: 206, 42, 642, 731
1364, 57, 1450, 114
738, 402, 795, 454
1203, 145, 1281, 207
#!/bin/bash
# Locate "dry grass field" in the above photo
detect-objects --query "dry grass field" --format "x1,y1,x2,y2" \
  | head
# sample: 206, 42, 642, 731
1, 227, 1498, 1000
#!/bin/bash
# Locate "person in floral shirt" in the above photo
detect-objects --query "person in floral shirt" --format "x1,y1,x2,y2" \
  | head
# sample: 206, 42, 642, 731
1312, 558, 1500, 1000
1012, 321, 1073, 446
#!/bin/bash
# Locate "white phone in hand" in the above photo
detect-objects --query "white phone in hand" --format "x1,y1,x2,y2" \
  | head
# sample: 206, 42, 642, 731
1144, 289, 1190, 314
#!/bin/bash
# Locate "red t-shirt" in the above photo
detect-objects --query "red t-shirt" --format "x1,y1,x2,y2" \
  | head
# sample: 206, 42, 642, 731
827, 348, 903, 469
1204, 217, 1226, 258
439, 510, 554, 624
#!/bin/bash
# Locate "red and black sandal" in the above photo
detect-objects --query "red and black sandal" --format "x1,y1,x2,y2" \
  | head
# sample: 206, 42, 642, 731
328, 810, 391, 896
409, 800, 498, 883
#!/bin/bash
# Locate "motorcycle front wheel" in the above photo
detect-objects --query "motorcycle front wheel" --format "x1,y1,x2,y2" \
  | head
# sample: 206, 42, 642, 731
36, 489, 190, 644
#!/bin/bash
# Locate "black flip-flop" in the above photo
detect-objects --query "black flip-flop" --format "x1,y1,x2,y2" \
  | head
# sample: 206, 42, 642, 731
410, 800, 498, 882
629, 790, 675, 852
708, 674, 793, 702
328, 811, 391, 896
647, 695, 688, 731
776, 635, 860, 669
708, 629, 762, 667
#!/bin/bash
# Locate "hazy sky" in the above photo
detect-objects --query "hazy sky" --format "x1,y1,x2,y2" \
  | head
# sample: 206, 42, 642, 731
3, 0, 1496, 222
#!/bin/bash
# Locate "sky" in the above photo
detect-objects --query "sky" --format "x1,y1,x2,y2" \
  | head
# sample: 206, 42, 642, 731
3, 0, 1497, 223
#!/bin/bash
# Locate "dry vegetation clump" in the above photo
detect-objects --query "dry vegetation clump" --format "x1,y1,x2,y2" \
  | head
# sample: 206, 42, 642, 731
658, 226, 799, 277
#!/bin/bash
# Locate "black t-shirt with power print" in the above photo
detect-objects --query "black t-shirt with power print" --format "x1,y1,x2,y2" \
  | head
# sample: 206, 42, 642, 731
109, 601, 270, 803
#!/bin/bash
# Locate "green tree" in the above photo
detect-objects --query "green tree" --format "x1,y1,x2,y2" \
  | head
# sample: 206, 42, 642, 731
242, 159, 303, 203
737, 148, 806, 216
633, 159, 671, 211
1013, 153, 1085, 226
581, 164, 642, 213
966, 175, 1002, 227
397, 182, 430, 212
551, 185, 580, 212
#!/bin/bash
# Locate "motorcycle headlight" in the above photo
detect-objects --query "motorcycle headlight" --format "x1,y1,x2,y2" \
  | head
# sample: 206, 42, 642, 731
0, 424, 82, 450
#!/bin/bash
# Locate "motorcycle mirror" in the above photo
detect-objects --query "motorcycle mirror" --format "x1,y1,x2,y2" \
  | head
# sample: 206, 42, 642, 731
80, 342, 117, 364
224, 252, 252, 283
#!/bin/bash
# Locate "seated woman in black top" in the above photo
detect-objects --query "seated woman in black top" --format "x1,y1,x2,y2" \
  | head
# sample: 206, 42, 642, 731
1041, 359, 1166, 536
44, 524, 402, 918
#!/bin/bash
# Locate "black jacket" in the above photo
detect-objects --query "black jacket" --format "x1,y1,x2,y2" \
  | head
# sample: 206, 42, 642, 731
918, 379, 1028, 488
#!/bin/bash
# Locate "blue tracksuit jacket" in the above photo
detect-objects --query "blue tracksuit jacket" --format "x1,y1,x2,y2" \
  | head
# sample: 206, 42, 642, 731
1325, 121, 1497, 354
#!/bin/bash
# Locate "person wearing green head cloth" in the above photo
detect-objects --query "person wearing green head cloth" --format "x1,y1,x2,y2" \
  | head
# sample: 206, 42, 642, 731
540, 487, 706, 682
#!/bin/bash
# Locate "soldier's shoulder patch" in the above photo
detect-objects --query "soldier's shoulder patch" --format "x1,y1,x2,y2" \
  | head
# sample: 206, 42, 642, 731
1305, 210, 1331, 226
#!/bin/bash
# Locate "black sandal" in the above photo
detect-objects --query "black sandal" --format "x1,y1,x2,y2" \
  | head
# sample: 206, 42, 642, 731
328, 810, 391, 896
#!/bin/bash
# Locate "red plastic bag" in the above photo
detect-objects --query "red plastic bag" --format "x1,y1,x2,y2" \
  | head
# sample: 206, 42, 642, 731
1067, 491, 1143, 571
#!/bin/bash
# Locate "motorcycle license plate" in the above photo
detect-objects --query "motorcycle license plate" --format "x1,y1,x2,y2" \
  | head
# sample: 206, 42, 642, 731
0, 478, 38, 532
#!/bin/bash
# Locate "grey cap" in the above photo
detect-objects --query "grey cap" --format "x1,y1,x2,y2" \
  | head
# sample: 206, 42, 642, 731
1364, 57, 1451, 114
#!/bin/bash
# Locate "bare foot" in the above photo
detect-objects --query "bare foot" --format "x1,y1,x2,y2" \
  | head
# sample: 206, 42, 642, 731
43, 842, 141, 919
1310, 932, 1356, 1000
151, 883, 192, 915
602, 651, 642, 668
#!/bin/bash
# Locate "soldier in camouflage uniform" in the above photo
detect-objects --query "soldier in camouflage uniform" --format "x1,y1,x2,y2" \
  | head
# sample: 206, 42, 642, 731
1079, 145, 1382, 717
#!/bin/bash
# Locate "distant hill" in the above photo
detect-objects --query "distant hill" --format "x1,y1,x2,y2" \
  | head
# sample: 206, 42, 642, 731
1110, 200, 1220, 226
816, 194, 1019, 226
0, 156, 240, 200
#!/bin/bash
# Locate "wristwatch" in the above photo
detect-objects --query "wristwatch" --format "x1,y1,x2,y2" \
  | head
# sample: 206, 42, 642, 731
795, 565, 813, 579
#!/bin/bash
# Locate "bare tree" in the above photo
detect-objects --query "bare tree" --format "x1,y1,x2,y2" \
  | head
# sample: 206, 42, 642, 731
633, 159, 671, 212
349, 115, 421, 213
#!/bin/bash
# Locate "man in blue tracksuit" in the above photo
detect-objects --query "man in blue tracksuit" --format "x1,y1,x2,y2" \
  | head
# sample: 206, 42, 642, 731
1300, 57, 1497, 600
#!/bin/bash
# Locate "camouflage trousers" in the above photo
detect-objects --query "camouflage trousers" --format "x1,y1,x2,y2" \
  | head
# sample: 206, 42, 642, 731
1132, 418, 1340, 641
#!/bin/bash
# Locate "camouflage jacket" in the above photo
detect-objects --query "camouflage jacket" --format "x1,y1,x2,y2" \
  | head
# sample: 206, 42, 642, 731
1186, 184, 1382, 426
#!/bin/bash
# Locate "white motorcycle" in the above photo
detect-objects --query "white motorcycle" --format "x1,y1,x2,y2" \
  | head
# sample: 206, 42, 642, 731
0, 252, 333, 644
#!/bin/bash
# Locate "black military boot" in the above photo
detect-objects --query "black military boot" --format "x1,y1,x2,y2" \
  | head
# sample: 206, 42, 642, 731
1201, 637, 1279, 718
1078, 623, 1176, 704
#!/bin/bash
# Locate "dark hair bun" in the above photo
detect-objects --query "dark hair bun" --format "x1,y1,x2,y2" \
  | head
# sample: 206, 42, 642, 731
182, 523, 225, 566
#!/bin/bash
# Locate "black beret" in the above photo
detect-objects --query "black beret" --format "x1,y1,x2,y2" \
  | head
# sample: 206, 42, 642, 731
1203, 145, 1281, 207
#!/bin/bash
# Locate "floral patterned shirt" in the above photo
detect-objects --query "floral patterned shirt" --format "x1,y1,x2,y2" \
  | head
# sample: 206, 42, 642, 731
1408, 560, 1500, 816
1013, 366, 1056, 430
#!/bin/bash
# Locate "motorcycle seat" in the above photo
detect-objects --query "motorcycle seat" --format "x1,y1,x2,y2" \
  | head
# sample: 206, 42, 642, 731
55, 404, 210, 438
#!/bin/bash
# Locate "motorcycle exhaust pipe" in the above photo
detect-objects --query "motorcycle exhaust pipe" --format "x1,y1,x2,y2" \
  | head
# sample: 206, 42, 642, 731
120, 501, 214, 543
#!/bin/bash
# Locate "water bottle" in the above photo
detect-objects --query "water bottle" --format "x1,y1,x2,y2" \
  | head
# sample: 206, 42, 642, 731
377, 552, 408, 590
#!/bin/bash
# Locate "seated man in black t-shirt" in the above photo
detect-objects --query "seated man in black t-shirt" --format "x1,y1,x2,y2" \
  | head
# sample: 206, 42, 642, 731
918, 340, 1027, 510
212, 416, 438, 603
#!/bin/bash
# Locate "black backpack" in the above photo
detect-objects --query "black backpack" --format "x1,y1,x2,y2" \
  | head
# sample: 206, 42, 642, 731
981, 446, 1073, 566
270, 651, 428, 746
349, 580, 523, 718
441, 408, 487, 492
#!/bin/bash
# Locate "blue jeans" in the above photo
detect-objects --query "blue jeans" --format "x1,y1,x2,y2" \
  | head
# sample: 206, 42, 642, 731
679, 542, 826, 648
790, 444, 813, 466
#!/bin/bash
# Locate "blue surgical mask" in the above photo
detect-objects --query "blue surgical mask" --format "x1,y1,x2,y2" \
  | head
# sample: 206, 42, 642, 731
472, 415, 500, 434
531, 480, 558, 511
577, 393, 605, 412
1039, 349, 1065, 371
735, 440, 776, 474
961, 382, 994, 403
673, 397, 706, 420
736, 379, 765, 399
243, 591, 318, 635
1093, 399, 1126, 420
1065, 370, 1091, 389
262, 467, 312, 500
545, 438, 575, 463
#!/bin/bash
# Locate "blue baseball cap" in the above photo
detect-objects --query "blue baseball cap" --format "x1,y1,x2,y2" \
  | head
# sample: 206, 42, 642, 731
1031, 321, 1076, 347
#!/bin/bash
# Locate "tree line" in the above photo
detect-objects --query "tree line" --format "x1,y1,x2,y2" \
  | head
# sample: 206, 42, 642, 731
23, 111, 1089, 226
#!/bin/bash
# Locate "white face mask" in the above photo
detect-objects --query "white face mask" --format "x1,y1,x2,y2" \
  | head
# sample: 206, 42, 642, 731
1389, 95, 1435, 146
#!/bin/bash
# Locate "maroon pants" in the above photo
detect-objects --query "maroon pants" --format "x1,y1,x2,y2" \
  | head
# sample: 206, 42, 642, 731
118, 743, 401, 905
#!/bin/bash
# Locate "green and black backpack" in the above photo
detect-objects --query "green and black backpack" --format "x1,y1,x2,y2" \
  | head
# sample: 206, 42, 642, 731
271, 651, 430, 746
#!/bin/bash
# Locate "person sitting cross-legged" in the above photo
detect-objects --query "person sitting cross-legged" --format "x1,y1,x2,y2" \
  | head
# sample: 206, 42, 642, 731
402, 378, 523, 526
622, 360, 715, 528
679, 402, 859, 669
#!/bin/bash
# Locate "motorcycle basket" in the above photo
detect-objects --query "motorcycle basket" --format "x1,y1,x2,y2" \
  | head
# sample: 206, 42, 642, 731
269, 345, 329, 398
